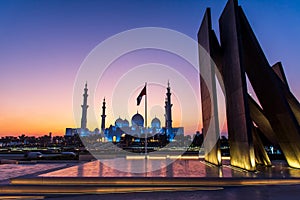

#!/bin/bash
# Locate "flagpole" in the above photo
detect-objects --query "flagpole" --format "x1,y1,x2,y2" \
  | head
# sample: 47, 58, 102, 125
145, 82, 147, 156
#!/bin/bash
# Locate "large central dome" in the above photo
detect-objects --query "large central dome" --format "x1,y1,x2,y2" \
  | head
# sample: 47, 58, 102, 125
131, 112, 144, 127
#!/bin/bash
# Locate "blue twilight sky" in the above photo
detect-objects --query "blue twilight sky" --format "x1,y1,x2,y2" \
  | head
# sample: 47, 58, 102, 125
0, 0, 300, 136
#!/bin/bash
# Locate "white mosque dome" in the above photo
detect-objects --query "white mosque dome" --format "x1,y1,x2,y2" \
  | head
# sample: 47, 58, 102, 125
115, 117, 123, 128
123, 119, 129, 127
151, 117, 161, 129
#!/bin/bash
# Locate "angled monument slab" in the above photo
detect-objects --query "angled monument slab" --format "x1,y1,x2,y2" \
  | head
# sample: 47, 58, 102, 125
237, 5, 300, 168
252, 127, 271, 166
198, 0, 300, 170
218, 0, 256, 171
198, 3, 271, 170
198, 8, 221, 166
271, 62, 300, 124
272, 62, 289, 87
248, 96, 277, 146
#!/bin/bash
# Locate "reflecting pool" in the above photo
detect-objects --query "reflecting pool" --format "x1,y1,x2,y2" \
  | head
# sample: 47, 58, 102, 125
39, 158, 300, 178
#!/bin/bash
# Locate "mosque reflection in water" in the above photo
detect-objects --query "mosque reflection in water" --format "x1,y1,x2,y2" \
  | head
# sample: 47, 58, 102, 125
40, 158, 300, 179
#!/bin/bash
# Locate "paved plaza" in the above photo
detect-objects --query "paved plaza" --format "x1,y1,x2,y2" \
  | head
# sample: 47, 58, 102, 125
1, 158, 300, 199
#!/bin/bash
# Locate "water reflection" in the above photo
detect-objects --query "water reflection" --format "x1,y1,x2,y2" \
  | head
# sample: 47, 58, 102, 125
40, 158, 300, 178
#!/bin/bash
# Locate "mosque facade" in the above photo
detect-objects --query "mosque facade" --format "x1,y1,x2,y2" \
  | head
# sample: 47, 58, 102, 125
103, 82, 184, 143
73, 82, 184, 144
104, 113, 183, 143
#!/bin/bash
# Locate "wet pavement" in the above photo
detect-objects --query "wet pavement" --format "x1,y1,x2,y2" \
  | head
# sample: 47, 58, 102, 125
2, 158, 300, 199
39, 158, 300, 178
0, 163, 68, 184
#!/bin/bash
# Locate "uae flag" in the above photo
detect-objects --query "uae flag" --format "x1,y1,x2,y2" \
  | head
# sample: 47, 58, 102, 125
137, 85, 146, 106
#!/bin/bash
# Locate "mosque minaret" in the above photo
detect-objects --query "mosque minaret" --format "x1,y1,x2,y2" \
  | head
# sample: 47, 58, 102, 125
101, 98, 106, 133
80, 82, 89, 130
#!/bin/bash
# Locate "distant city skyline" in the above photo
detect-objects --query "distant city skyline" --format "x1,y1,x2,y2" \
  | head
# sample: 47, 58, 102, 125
1, 0, 300, 136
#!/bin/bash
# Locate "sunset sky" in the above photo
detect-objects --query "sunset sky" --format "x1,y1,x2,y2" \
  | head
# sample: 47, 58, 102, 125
1, 0, 300, 137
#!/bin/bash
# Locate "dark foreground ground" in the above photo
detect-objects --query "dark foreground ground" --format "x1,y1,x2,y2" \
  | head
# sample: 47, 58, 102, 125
46, 185, 300, 200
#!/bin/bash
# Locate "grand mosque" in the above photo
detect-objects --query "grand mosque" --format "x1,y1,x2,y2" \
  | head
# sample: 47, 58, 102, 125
71, 81, 183, 143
